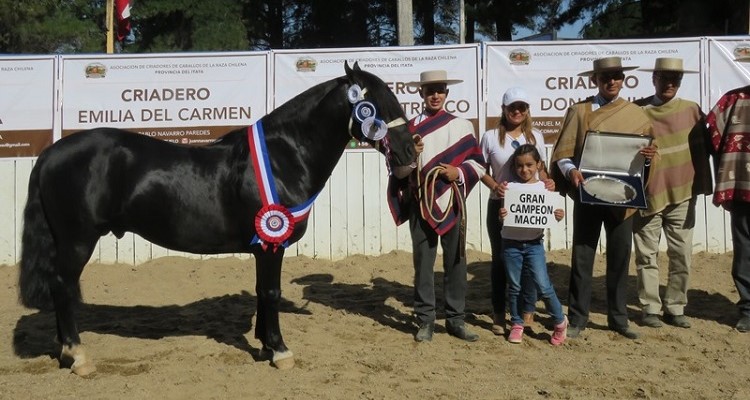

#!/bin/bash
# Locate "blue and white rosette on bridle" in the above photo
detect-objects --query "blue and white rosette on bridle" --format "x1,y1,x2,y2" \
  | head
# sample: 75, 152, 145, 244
348, 84, 388, 141
247, 121, 318, 252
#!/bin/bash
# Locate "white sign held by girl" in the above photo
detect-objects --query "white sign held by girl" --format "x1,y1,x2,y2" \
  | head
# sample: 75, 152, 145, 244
503, 188, 560, 228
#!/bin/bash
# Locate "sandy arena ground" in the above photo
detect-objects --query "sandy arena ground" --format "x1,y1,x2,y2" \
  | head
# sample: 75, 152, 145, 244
1, 249, 748, 399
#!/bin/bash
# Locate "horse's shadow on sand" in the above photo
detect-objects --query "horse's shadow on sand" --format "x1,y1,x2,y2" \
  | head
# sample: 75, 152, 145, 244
465, 259, 739, 332
13, 291, 309, 361
287, 256, 740, 338
13, 257, 739, 359
291, 274, 416, 334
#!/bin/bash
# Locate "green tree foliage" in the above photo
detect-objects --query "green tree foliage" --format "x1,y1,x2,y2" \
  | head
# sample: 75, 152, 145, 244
551, 0, 749, 38
284, 0, 396, 48
128, 0, 249, 52
414, 0, 435, 44
581, 1, 642, 39
475, 0, 563, 41
412, 1, 564, 43
0, 0, 105, 53
2, 0, 749, 54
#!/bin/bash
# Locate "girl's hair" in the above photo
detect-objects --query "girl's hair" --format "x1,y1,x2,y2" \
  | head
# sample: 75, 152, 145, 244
510, 144, 543, 180
496, 105, 535, 146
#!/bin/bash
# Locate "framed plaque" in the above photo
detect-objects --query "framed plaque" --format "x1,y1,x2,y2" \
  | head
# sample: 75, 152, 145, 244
578, 131, 652, 208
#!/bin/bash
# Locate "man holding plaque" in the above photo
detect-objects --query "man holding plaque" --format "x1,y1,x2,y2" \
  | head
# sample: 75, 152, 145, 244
550, 56, 656, 340
633, 58, 713, 330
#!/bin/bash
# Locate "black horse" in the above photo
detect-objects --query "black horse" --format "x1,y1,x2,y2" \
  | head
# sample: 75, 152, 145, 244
18, 62, 416, 375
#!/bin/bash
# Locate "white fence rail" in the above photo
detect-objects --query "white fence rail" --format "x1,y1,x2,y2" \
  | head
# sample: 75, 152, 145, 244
4, 36, 747, 265
0, 152, 732, 266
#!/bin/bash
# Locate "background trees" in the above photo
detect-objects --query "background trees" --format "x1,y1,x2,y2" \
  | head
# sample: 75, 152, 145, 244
0, 0, 748, 54
551, 0, 749, 39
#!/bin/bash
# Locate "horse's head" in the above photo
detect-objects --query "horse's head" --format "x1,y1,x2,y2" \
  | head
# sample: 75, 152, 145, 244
344, 62, 417, 179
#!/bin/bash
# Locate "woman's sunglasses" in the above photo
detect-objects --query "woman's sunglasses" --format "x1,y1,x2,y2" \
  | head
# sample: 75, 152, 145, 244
506, 103, 528, 113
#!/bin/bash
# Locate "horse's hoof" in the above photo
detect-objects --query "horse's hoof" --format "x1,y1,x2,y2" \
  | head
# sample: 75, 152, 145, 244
273, 350, 295, 370
61, 344, 97, 376
71, 360, 97, 376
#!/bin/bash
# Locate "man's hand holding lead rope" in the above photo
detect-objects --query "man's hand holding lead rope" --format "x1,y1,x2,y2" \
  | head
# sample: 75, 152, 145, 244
437, 163, 461, 183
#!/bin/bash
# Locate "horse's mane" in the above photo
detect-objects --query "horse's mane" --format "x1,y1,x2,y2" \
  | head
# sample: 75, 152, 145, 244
207, 76, 350, 194
208, 77, 341, 150
273, 78, 345, 119
208, 68, 400, 192
268, 68, 400, 125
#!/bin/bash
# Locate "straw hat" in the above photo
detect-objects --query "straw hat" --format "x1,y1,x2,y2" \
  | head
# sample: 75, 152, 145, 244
406, 70, 463, 87
640, 57, 698, 73
578, 56, 638, 77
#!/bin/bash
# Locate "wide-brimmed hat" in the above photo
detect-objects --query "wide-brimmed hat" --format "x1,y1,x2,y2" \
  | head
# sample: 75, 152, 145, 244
406, 70, 463, 87
640, 57, 698, 73
578, 56, 638, 77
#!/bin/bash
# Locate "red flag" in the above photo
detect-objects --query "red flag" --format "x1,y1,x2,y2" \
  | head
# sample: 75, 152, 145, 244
115, 0, 132, 42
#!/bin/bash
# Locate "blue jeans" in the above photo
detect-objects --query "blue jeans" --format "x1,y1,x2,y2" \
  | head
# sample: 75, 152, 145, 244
503, 238, 565, 326
487, 198, 537, 317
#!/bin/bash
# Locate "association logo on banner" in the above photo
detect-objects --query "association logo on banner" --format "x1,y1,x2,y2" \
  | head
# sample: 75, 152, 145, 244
508, 48, 531, 65
296, 57, 317, 72
733, 44, 750, 59
85, 63, 107, 78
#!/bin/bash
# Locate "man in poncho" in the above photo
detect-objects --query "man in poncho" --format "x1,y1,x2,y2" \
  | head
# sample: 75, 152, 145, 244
707, 56, 750, 332
388, 70, 485, 342
550, 56, 656, 340
633, 57, 713, 330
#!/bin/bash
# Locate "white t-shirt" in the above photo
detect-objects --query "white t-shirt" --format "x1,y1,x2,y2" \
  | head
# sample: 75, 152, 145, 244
501, 181, 550, 241
479, 128, 546, 200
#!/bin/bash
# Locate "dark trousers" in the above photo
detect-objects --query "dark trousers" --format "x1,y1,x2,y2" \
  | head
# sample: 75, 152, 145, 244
410, 210, 466, 328
568, 201, 634, 329
731, 202, 750, 317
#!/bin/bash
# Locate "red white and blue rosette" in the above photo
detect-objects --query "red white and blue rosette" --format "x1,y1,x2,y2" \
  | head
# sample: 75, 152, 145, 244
255, 204, 295, 250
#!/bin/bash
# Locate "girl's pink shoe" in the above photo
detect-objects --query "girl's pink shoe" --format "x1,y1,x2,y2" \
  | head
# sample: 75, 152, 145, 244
550, 316, 568, 346
508, 324, 524, 344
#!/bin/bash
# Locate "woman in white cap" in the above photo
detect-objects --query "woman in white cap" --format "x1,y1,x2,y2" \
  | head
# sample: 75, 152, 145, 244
479, 86, 550, 336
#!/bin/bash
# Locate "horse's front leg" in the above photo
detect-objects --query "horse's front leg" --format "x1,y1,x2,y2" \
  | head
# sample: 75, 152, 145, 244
254, 249, 294, 369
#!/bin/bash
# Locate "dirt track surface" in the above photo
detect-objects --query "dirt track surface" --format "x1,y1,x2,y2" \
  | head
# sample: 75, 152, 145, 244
2, 250, 748, 399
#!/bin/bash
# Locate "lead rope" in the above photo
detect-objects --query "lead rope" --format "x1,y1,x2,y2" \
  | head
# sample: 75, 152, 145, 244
416, 163, 467, 258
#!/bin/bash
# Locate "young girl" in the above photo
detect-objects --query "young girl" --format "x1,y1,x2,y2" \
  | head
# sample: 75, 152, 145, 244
500, 144, 568, 345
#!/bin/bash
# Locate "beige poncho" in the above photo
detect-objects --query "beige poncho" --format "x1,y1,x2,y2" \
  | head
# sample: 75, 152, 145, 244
550, 97, 653, 219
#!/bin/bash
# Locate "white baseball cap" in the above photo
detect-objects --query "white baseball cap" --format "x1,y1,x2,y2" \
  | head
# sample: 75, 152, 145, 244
502, 87, 530, 106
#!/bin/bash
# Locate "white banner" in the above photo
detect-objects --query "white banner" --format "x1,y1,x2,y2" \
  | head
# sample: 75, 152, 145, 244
484, 38, 703, 144
706, 37, 750, 109
272, 45, 482, 148
0, 56, 56, 157
504, 188, 561, 228
59, 52, 269, 143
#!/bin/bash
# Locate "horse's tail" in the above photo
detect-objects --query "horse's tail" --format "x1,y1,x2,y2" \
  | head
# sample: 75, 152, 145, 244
19, 163, 57, 310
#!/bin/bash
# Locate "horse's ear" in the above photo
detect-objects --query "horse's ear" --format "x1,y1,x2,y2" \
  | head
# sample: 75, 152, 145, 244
344, 60, 353, 78
353, 61, 361, 71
